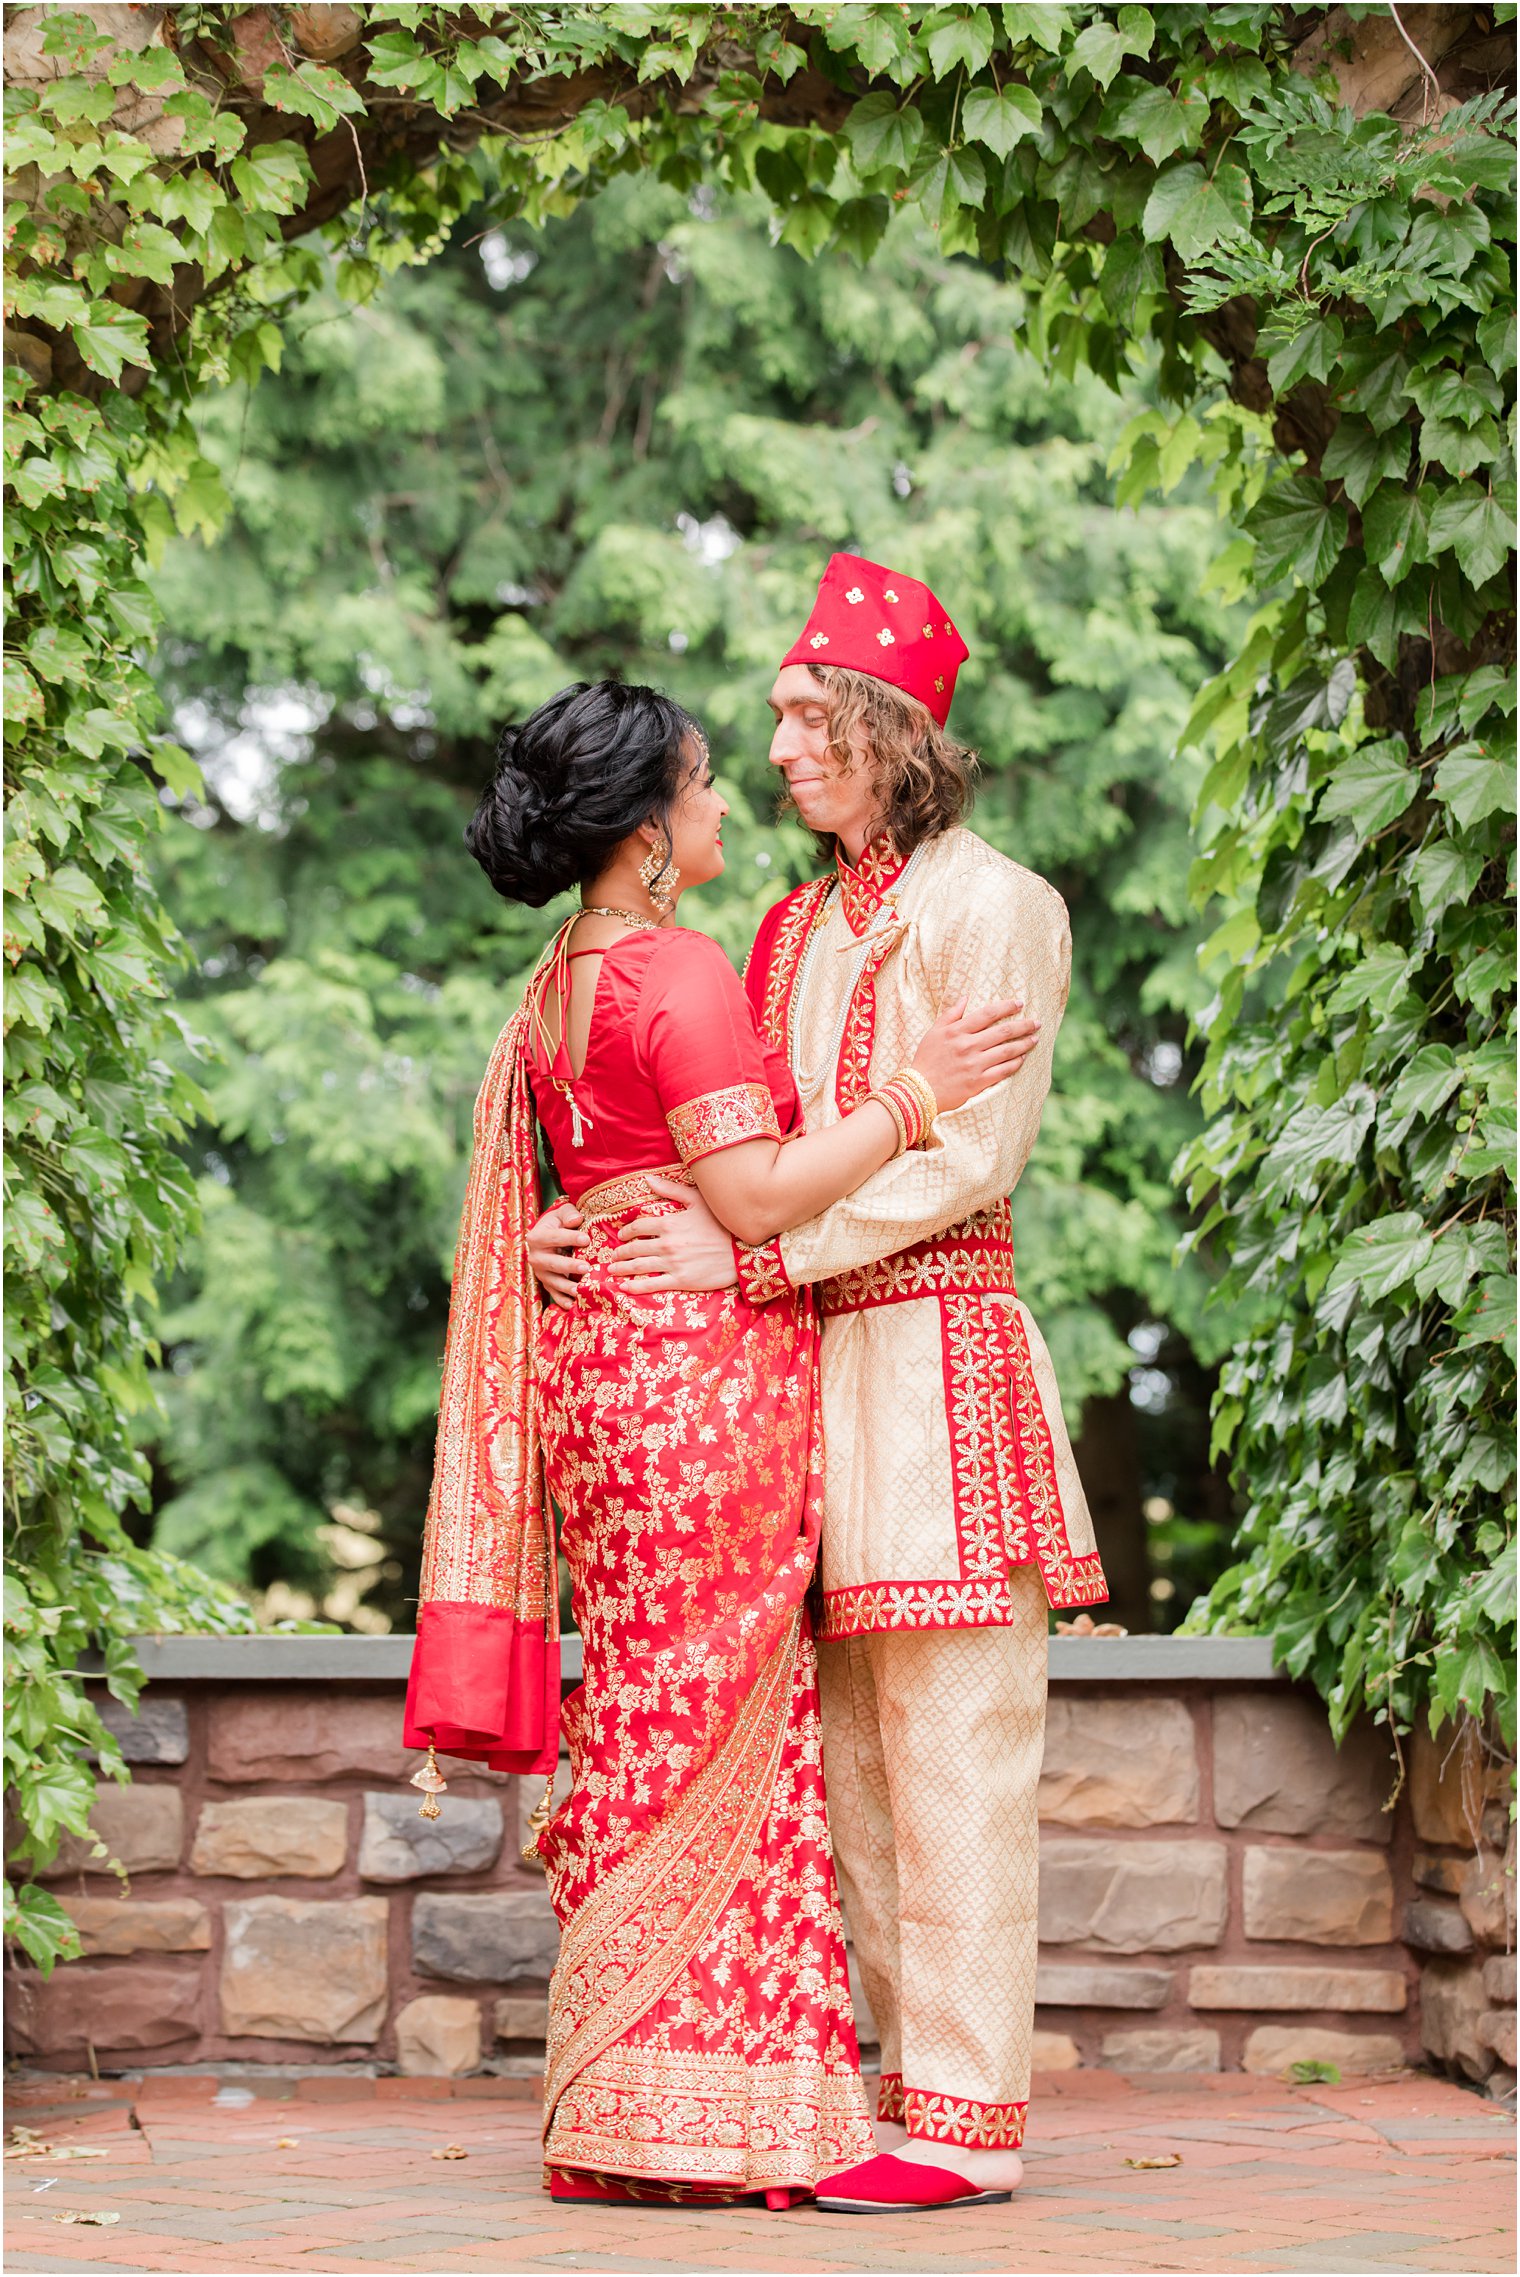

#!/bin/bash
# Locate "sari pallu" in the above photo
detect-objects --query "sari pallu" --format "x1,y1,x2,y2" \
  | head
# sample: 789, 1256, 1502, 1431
534, 1175, 875, 2191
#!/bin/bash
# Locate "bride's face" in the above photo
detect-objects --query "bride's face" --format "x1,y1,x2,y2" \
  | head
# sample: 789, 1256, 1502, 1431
662, 737, 729, 893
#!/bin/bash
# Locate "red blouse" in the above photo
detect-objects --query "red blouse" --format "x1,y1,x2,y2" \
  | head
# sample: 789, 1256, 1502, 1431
527, 927, 802, 1197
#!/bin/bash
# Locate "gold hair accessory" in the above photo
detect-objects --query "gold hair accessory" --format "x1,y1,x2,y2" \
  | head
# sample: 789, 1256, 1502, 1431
637, 836, 679, 918
411, 1741, 447, 1821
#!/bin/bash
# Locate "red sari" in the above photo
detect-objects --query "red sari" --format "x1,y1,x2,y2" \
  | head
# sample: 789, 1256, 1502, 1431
525, 926, 873, 2190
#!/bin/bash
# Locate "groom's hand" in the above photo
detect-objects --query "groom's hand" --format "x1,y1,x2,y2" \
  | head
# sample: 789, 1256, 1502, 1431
526, 1200, 589, 1307
606, 1177, 740, 1291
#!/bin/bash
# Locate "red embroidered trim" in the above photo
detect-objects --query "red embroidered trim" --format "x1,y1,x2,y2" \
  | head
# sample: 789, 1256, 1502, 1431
903, 2088, 1028, 2151
834, 924, 908, 1116
666, 1082, 779, 1164
876, 2071, 904, 2122
817, 1578, 1020, 1639
836, 833, 905, 937
819, 1206, 1016, 1314
733, 1237, 792, 1308
758, 880, 832, 1058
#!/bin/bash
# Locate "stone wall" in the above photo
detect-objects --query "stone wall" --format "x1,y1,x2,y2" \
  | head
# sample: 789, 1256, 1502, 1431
7, 1640, 1513, 2095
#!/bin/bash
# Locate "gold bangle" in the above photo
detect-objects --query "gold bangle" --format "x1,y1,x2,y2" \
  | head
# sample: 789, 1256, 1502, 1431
895, 1066, 937, 1136
869, 1086, 911, 1158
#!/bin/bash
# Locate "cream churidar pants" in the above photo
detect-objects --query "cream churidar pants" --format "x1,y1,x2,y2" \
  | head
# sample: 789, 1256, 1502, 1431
816, 1564, 1047, 2151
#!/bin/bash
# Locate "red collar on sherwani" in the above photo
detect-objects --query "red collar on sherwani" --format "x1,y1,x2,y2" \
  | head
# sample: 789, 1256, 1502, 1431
835, 833, 907, 937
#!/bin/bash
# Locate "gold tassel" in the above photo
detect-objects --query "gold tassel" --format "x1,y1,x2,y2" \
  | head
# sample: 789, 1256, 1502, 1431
410, 1741, 447, 1821
521, 1775, 556, 1864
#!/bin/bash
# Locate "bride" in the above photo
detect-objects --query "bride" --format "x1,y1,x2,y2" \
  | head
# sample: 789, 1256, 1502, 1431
404, 679, 1025, 2206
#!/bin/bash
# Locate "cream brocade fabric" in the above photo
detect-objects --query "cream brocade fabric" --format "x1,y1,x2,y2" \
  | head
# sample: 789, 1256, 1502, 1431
777, 827, 1100, 1626
817, 1571, 1049, 2146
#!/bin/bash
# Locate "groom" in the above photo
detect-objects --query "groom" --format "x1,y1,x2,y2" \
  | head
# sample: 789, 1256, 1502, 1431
531, 554, 1107, 2209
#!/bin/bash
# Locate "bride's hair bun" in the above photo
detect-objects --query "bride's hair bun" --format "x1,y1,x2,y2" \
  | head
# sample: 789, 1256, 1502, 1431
466, 681, 700, 908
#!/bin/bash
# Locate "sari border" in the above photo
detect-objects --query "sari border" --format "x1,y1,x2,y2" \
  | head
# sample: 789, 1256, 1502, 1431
542, 1614, 802, 2132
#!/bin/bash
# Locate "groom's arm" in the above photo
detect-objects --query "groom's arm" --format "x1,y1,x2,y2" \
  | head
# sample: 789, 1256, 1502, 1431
770, 865, 1070, 1290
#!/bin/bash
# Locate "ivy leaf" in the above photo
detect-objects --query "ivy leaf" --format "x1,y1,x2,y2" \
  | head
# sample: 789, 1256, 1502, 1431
106, 221, 186, 289
1320, 414, 1411, 508
753, 28, 805, 82
1328, 942, 1413, 1015
7, 1885, 82, 1976
1385, 1046, 1461, 1151
1327, 1212, 1434, 1303
1424, 484, 1516, 587
265, 60, 366, 125
1476, 306, 1516, 377
1245, 476, 1347, 589
826, 3, 913, 74
846, 93, 925, 176
1433, 742, 1516, 830
926, 9, 995, 77
5, 114, 60, 170
4, 659, 44, 725
157, 169, 224, 234
362, 27, 438, 88
1265, 314, 1342, 395
942, 144, 987, 213
1317, 739, 1417, 836
1405, 837, 1484, 923
1361, 487, 1430, 585
12, 456, 66, 510
1142, 157, 1252, 263
1346, 566, 1420, 670
1340, 341, 1412, 434
1068, 18, 1132, 85
1113, 82, 1210, 165
999, 4, 1071, 51
70, 307, 151, 383
961, 85, 1043, 156
229, 141, 310, 214
149, 743, 205, 799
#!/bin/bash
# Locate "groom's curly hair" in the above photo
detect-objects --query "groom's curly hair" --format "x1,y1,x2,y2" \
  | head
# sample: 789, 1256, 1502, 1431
797, 664, 979, 858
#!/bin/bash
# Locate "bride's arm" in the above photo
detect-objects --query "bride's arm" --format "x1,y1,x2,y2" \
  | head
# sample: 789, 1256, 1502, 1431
686, 995, 1027, 1246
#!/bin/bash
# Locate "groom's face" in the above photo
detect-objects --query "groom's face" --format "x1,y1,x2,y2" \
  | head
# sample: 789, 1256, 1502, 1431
765, 664, 880, 847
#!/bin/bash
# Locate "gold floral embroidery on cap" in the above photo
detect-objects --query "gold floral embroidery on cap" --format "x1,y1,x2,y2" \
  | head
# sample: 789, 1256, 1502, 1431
666, 1082, 780, 1163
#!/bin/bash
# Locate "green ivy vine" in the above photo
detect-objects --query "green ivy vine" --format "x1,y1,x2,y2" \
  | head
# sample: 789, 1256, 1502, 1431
4, 2, 1514, 1971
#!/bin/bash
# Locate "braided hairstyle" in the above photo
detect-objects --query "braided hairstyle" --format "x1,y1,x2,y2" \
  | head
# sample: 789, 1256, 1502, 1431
466, 681, 701, 907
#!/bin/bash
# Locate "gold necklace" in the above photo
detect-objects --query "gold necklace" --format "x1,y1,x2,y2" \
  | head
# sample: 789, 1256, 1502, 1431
578, 904, 661, 930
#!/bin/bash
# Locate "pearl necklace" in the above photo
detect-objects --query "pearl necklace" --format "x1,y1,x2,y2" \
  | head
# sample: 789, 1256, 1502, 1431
790, 845, 926, 1098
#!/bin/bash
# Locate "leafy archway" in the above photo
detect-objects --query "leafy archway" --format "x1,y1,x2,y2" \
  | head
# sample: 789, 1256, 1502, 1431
5, 3, 1514, 1969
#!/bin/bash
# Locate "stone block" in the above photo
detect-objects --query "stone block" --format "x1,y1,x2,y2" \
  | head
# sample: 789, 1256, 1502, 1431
1483, 1953, 1516, 2005
1039, 1839, 1227, 1954
1420, 1958, 1495, 2081
95, 1696, 189, 1765
1030, 2031, 1080, 2071
1403, 1896, 1475, 1955
1102, 2028, 1220, 2073
395, 1995, 482, 2077
494, 1994, 549, 2043
1409, 1719, 1485, 1848
1038, 1697, 1199, 1829
58, 1895, 210, 1956
1213, 1695, 1394, 1843
1243, 2027, 1405, 2078
358, 1791, 502, 1883
44, 1784, 183, 1877
1035, 1964, 1172, 2009
1242, 1847, 1393, 1946
1459, 1836, 1516, 1948
207, 1690, 412, 1784
1189, 1964, 1406, 2012
1480, 2010, 1516, 2068
1413, 1850, 1465, 1895
413, 1889, 562, 1983
7, 1964, 202, 2057
221, 1896, 388, 2042
191, 1798, 348, 1879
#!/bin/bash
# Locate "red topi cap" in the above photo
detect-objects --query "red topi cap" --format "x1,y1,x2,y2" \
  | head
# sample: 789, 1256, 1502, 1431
780, 552, 969, 727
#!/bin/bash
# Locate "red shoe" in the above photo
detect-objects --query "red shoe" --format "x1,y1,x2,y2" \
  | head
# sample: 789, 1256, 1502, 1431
814, 2151, 1012, 2212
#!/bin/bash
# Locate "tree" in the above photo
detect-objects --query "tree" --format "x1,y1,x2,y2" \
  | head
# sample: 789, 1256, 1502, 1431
6, 4, 1513, 1971
144, 183, 1245, 1633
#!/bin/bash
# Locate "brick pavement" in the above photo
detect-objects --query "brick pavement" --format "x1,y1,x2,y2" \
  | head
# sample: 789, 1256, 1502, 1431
4, 2067, 1513, 2276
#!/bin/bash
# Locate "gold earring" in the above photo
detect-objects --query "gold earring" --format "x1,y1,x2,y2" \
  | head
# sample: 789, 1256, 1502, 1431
638, 836, 679, 917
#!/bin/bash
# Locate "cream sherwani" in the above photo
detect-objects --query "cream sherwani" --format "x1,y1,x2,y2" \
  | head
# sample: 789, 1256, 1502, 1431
739, 823, 1107, 2152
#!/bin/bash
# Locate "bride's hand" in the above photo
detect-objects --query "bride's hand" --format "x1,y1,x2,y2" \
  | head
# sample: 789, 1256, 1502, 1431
527, 1200, 589, 1308
911, 995, 1040, 1114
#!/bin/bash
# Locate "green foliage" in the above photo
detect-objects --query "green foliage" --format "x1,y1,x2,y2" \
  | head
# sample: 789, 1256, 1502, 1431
144, 191, 1240, 1624
4, 3, 1515, 1959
